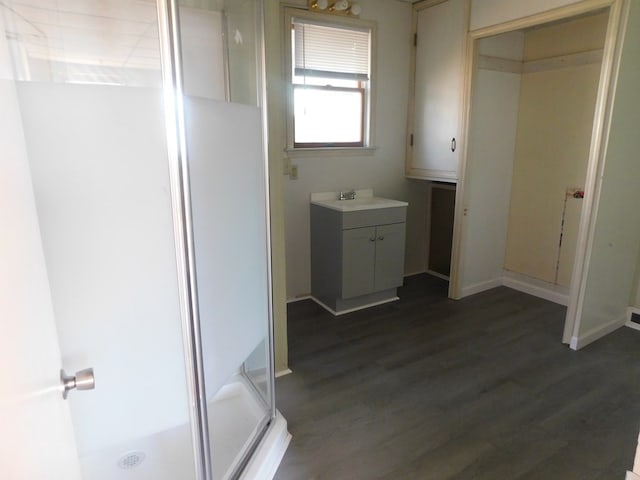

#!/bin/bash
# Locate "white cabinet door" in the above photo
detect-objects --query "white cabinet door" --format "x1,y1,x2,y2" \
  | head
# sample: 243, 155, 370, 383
407, 0, 469, 180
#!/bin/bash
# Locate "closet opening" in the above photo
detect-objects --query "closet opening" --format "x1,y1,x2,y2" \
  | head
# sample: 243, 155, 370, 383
426, 182, 456, 281
450, 4, 615, 314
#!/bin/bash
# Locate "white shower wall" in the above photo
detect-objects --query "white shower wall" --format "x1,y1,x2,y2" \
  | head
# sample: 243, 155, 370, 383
17, 82, 192, 454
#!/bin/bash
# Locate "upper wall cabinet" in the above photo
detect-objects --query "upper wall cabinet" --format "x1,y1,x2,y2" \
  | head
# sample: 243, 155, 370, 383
406, 0, 470, 181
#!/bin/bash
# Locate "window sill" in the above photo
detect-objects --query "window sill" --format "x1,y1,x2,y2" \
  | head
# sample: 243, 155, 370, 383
285, 146, 377, 158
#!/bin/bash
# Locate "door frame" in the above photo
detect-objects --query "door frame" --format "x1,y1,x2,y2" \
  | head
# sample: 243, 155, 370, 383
448, 0, 628, 347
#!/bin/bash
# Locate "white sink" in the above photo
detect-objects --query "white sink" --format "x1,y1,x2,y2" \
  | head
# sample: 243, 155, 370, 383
311, 189, 408, 212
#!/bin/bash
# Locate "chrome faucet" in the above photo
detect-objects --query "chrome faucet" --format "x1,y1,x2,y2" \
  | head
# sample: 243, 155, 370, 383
339, 189, 356, 200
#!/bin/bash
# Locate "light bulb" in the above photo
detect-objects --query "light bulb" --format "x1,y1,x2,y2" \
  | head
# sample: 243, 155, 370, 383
334, 0, 349, 11
349, 3, 361, 15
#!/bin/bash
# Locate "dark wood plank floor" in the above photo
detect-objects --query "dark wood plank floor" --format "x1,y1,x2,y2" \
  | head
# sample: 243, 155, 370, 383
274, 274, 640, 480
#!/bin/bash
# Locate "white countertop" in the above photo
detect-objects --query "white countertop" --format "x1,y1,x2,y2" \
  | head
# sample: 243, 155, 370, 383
311, 189, 408, 212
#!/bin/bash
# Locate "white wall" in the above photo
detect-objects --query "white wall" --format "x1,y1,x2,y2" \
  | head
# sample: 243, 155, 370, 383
266, 0, 424, 300
459, 32, 523, 296
470, 0, 583, 30
574, 0, 640, 343
17, 83, 192, 455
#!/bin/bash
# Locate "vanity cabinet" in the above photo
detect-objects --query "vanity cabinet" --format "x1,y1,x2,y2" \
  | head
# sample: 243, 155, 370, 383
310, 204, 407, 315
342, 223, 406, 298
406, 0, 469, 181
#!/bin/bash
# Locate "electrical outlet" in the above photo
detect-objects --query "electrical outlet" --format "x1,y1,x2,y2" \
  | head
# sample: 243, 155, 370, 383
290, 164, 299, 180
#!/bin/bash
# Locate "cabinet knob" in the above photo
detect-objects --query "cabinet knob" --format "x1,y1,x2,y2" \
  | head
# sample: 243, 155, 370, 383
378, 236, 385, 241
369, 237, 376, 242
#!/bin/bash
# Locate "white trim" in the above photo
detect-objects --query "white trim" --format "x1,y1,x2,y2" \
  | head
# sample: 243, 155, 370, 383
459, 272, 571, 305
286, 295, 311, 304
404, 269, 427, 277
460, 278, 503, 298
502, 271, 569, 306
275, 368, 293, 378
406, 174, 459, 183
285, 146, 377, 158
469, 0, 616, 36
425, 269, 450, 281
626, 472, 640, 480
310, 295, 399, 316
478, 49, 604, 74
569, 313, 627, 350
523, 48, 604, 73
240, 411, 291, 480
477, 54, 523, 74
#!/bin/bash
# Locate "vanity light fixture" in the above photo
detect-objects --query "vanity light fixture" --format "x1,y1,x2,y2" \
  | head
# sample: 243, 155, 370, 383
308, 0, 361, 17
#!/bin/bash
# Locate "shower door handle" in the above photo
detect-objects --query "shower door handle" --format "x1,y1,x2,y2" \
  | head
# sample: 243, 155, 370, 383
60, 368, 95, 399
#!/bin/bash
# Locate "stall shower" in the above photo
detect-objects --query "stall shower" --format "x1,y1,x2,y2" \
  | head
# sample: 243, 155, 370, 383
0, 0, 288, 478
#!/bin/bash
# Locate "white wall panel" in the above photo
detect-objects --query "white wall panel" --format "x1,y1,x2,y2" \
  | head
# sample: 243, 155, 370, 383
17, 83, 191, 454
0, 23, 81, 478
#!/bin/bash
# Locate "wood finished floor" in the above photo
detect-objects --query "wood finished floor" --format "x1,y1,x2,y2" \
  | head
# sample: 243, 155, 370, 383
273, 274, 640, 480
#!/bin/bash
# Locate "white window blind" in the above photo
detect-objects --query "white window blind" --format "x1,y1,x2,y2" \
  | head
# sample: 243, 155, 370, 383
293, 19, 370, 80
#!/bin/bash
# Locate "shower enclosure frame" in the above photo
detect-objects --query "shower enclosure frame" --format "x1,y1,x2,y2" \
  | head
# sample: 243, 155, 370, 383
156, 1, 277, 479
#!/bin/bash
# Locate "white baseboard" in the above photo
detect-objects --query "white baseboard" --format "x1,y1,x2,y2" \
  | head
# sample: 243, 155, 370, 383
286, 295, 310, 304
425, 269, 450, 281
460, 278, 503, 298
310, 295, 399, 316
502, 271, 569, 306
275, 368, 292, 378
404, 269, 427, 277
240, 411, 291, 480
570, 313, 627, 350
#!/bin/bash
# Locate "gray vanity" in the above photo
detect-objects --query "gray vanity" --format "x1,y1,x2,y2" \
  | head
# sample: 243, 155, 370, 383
310, 189, 408, 315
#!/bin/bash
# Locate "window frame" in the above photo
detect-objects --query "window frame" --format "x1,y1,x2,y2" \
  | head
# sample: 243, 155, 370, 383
283, 7, 377, 156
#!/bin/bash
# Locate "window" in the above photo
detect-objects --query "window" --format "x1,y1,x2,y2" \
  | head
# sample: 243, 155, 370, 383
285, 10, 374, 150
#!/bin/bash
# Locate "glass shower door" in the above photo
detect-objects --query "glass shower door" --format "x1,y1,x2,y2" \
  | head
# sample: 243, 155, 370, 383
0, 0, 199, 479
174, 0, 275, 478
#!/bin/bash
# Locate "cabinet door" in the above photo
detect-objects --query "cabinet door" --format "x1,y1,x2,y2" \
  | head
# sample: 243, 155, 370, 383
408, 0, 468, 180
374, 223, 406, 291
342, 226, 376, 299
